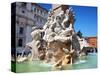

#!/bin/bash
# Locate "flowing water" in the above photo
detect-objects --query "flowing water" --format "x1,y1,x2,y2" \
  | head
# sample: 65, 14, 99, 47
13, 53, 97, 73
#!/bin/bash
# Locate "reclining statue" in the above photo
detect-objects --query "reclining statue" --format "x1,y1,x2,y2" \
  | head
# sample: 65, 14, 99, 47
26, 27, 44, 61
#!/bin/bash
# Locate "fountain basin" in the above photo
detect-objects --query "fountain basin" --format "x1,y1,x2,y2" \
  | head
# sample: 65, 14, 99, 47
11, 53, 97, 73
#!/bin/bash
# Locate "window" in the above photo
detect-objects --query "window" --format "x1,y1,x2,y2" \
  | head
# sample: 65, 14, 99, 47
19, 27, 24, 34
40, 10, 42, 15
34, 14, 36, 18
32, 6, 35, 10
37, 9, 39, 13
22, 10, 25, 13
18, 38, 23, 47
34, 8, 36, 12
32, 6, 35, 12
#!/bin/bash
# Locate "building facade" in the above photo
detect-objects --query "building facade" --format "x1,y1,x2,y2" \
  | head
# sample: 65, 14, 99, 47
15, 2, 48, 51
78, 37, 89, 50
85, 37, 97, 48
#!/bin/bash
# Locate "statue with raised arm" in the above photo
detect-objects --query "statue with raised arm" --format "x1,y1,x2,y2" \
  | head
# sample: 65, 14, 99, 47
26, 27, 44, 61
18, 6, 81, 70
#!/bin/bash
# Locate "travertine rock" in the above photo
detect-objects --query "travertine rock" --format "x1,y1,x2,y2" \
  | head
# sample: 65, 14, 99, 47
25, 6, 81, 68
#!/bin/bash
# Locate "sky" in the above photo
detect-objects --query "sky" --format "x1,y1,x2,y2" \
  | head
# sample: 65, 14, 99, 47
71, 5, 97, 37
38, 3, 97, 37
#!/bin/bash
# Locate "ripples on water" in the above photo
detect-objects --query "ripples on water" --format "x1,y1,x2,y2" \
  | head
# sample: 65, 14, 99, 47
15, 53, 97, 72
39, 63, 52, 67
75, 60, 86, 64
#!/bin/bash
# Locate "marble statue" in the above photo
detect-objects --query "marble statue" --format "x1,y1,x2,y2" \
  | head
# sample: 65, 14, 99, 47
25, 27, 44, 61
42, 7, 80, 67
18, 6, 81, 69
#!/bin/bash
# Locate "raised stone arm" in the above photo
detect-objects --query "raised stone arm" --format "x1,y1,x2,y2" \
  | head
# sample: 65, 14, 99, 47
61, 7, 75, 30
68, 9, 75, 28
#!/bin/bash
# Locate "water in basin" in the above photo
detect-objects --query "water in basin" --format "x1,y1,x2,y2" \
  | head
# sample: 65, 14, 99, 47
12, 53, 97, 73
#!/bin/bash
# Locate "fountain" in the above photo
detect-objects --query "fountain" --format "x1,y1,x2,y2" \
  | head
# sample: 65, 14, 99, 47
17, 6, 81, 69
